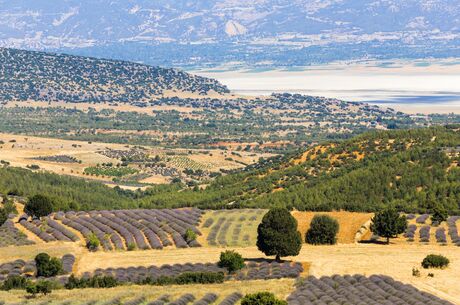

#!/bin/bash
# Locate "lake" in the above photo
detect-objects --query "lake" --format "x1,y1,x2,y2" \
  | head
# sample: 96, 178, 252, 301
194, 60, 460, 114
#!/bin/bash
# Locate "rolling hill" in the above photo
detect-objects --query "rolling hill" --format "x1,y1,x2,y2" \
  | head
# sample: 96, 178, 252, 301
0, 47, 229, 103
1, 126, 458, 214
139, 125, 460, 214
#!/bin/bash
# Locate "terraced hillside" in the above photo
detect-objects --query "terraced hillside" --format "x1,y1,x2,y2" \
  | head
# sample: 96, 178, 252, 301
0, 48, 229, 103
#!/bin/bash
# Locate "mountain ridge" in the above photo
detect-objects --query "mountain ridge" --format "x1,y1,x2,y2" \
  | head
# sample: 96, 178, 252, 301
1, 1, 459, 67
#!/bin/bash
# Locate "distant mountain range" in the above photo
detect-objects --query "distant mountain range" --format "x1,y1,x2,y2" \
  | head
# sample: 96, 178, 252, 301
1, 1, 460, 67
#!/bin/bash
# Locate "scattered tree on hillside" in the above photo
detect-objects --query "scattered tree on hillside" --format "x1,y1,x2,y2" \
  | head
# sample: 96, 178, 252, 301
257, 208, 302, 262
370, 208, 407, 244
305, 215, 339, 245
24, 195, 54, 219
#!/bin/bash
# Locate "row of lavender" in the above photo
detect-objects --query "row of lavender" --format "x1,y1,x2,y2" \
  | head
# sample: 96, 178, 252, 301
19, 208, 203, 251
404, 216, 460, 245
287, 274, 453, 305
0, 220, 34, 247
0, 254, 75, 282
18, 216, 79, 243
83, 261, 303, 283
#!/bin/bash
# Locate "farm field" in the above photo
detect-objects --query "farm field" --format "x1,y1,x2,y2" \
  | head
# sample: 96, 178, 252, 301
0, 203, 458, 303
392, 214, 460, 246
199, 210, 374, 247
0, 243, 458, 304
0, 133, 269, 188
0, 278, 296, 305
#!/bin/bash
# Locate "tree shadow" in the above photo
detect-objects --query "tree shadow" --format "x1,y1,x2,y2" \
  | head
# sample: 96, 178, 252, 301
244, 257, 293, 263
358, 239, 390, 245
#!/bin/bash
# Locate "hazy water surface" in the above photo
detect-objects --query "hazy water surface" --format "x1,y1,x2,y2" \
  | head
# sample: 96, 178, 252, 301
195, 61, 460, 114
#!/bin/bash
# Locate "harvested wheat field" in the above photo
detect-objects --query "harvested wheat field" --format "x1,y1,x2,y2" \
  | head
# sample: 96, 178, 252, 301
197, 210, 374, 248
292, 211, 373, 244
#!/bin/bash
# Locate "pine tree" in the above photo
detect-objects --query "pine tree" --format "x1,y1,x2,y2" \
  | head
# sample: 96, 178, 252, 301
24, 195, 54, 219
257, 208, 302, 261
370, 208, 407, 244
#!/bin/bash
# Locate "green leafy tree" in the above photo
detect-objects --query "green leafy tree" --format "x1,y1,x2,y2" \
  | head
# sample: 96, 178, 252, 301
35, 253, 62, 277
370, 208, 407, 244
241, 292, 287, 305
431, 205, 448, 224
305, 215, 339, 245
24, 195, 54, 218
257, 208, 302, 262
218, 250, 245, 273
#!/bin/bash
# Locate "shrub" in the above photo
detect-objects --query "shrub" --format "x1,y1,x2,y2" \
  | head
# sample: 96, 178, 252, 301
305, 215, 339, 245
184, 228, 197, 242
86, 233, 100, 251
26, 280, 53, 297
0, 275, 30, 291
257, 208, 302, 262
65, 274, 119, 289
24, 194, 54, 218
241, 292, 287, 305
142, 272, 224, 286
127, 242, 137, 251
421, 254, 449, 269
35, 253, 63, 277
218, 250, 245, 272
